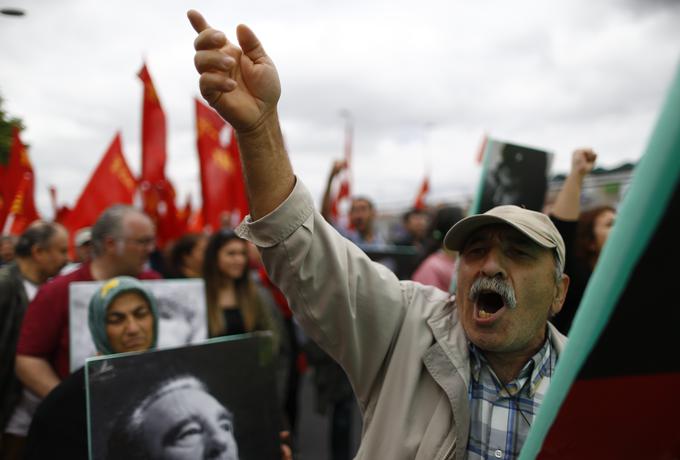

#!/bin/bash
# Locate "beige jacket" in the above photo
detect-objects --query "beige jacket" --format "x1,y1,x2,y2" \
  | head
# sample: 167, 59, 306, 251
237, 179, 567, 460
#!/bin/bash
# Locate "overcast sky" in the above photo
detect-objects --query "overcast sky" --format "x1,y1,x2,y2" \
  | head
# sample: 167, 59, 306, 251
1, 0, 679, 219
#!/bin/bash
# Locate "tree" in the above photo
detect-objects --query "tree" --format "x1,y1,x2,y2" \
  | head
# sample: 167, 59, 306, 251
0, 92, 25, 166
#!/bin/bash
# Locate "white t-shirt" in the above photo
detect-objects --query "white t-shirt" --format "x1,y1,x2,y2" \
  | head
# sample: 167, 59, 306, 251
22, 278, 39, 302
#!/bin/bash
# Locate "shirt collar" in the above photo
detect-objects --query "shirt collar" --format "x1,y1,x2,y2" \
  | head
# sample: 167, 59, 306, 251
469, 327, 554, 398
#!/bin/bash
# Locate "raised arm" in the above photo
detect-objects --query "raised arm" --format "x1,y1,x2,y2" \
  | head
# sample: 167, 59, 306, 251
551, 147, 597, 220
188, 10, 294, 220
15, 355, 60, 398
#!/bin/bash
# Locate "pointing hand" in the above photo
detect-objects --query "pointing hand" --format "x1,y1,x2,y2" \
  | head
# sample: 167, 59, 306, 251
188, 10, 281, 133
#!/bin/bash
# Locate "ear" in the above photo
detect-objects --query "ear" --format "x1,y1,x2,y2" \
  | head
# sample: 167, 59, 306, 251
550, 273, 570, 317
103, 235, 118, 255
30, 244, 44, 260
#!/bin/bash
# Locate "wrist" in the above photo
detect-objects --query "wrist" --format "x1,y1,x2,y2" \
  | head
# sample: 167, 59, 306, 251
235, 107, 279, 138
567, 171, 587, 183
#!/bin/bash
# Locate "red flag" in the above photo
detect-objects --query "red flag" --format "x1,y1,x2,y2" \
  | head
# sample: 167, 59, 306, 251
54, 205, 72, 225
138, 63, 167, 184
63, 133, 136, 237
329, 118, 353, 220
0, 126, 33, 229
177, 194, 192, 229
48, 185, 58, 215
48, 185, 71, 224
137, 64, 185, 247
139, 178, 185, 247
413, 176, 430, 210
195, 98, 249, 231
2, 170, 40, 235
186, 207, 204, 234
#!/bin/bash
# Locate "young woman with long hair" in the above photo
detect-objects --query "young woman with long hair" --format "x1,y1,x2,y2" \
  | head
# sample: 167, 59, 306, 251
202, 230, 281, 346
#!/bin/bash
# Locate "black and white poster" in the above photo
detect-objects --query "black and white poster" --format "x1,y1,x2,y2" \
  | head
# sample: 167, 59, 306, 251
69, 279, 208, 371
86, 334, 281, 460
476, 139, 553, 214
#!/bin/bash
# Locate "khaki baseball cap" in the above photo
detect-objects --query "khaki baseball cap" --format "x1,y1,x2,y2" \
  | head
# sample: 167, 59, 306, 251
443, 205, 565, 270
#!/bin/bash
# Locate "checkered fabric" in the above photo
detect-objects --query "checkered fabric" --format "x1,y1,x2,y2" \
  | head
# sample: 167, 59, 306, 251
466, 330, 556, 460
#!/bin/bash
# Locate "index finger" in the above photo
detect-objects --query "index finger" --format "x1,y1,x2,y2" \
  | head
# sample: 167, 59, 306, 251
187, 9, 210, 34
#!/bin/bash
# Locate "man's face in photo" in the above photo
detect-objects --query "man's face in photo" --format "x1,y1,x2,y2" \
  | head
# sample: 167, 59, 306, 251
139, 386, 239, 460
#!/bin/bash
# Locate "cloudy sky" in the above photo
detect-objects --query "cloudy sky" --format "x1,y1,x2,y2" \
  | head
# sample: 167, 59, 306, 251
1, 0, 679, 218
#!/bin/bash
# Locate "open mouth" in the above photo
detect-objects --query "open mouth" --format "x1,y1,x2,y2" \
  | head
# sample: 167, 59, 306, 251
476, 291, 506, 319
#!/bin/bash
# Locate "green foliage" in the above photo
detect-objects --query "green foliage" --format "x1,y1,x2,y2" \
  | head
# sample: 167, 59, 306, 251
0, 93, 25, 166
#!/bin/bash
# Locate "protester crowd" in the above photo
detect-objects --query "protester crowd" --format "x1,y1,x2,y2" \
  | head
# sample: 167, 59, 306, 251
0, 143, 616, 460
0, 10, 627, 460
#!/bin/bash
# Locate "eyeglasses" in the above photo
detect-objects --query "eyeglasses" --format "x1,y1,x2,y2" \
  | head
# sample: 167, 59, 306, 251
121, 236, 156, 248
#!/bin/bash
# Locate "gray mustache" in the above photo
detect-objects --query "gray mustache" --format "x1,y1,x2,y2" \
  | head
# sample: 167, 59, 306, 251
469, 276, 517, 309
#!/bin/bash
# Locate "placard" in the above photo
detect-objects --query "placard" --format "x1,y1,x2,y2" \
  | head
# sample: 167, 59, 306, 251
86, 334, 280, 460
69, 279, 207, 371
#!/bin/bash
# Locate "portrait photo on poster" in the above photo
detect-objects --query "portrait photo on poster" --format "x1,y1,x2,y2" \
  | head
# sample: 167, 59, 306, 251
478, 139, 553, 213
85, 333, 281, 460
69, 278, 208, 371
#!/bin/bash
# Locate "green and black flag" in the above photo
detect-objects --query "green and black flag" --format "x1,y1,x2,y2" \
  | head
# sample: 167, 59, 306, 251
520, 64, 680, 459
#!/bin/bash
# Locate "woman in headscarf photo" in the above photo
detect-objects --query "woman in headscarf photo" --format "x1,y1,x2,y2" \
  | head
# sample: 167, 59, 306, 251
24, 276, 159, 459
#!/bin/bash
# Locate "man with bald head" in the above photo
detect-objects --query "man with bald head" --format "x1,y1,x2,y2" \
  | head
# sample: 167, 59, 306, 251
6, 206, 160, 456
187, 11, 569, 459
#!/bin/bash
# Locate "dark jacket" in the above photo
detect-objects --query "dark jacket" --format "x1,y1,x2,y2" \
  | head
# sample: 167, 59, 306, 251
0, 262, 29, 430
24, 367, 87, 459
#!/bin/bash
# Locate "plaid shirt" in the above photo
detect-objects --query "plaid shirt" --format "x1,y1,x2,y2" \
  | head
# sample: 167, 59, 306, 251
466, 330, 556, 460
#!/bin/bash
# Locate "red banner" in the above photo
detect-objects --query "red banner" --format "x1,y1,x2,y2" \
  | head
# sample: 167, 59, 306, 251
195, 98, 248, 231
137, 64, 186, 247
138, 63, 167, 184
1, 126, 35, 230
138, 178, 185, 247
2, 170, 40, 235
413, 176, 430, 210
329, 118, 353, 220
63, 133, 136, 235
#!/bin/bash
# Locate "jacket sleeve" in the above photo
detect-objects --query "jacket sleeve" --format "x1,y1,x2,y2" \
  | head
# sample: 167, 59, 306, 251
237, 179, 409, 405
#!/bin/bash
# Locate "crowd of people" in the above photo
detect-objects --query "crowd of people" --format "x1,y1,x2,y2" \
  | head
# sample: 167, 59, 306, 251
0, 205, 296, 459
0, 9, 623, 460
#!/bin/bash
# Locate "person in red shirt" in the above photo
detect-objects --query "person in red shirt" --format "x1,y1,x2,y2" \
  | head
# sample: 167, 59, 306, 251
7, 205, 160, 453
